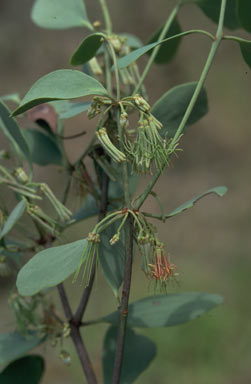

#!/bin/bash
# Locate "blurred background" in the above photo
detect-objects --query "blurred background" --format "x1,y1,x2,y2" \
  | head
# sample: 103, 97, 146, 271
0, 0, 251, 383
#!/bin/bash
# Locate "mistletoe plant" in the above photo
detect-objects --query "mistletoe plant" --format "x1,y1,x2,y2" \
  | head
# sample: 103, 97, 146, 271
0, 0, 250, 383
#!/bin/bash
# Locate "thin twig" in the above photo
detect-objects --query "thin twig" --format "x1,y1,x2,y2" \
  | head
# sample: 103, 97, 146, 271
99, 0, 112, 33
112, 215, 134, 384
57, 284, 97, 384
112, 111, 134, 383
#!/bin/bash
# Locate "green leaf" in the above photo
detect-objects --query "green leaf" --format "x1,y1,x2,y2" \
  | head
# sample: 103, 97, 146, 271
70, 33, 104, 66
71, 195, 99, 222
31, 0, 93, 30
23, 129, 62, 166
12, 70, 108, 117
165, 186, 228, 218
0, 331, 44, 366
151, 82, 208, 138
0, 200, 26, 240
16, 239, 87, 296
103, 326, 156, 384
115, 30, 201, 70
51, 100, 91, 119
102, 292, 223, 328
0, 355, 44, 383
238, 0, 251, 32
70, 195, 119, 225
147, 18, 182, 64
239, 40, 251, 68
99, 221, 125, 298
182, 0, 240, 30
0, 102, 31, 164
115, 42, 158, 70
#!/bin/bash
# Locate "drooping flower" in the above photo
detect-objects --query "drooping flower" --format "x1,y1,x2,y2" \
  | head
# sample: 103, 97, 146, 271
148, 243, 178, 290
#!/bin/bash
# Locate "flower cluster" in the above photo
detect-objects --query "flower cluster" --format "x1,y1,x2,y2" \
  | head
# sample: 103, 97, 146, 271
119, 95, 176, 174
73, 209, 128, 286
133, 211, 178, 290
73, 207, 178, 291
0, 165, 72, 236
87, 96, 112, 119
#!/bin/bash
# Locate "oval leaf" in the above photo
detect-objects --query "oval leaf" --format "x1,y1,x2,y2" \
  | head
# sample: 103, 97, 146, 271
103, 326, 156, 384
71, 33, 104, 66
165, 186, 228, 218
16, 239, 87, 296
31, 0, 93, 30
239, 40, 251, 68
0, 355, 44, 384
147, 18, 182, 64
0, 200, 26, 240
151, 82, 208, 138
23, 129, 63, 166
12, 70, 108, 117
102, 292, 223, 328
238, 0, 251, 32
99, 221, 125, 298
0, 102, 31, 164
0, 331, 44, 366
184, 0, 240, 30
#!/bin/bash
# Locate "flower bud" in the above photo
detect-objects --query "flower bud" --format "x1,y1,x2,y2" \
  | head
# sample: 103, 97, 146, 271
59, 350, 71, 366
109, 233, 120, 245
14, 167, 28, 184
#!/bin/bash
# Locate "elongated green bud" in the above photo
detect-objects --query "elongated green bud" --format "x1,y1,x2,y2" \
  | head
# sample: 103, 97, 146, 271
88, 57, 102, 76
96, 128, 126, 163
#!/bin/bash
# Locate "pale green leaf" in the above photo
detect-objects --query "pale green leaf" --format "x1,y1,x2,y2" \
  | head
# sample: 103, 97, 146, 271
23, 129, 63, 166
51, 100, 91, 119
114, 42, 157, 70
71, 195, 99, 222
0, 355, 44, 383
151, 82, 208, 138
165, 186, 228, 218
0, 331, 44, 366
114, 30, 192, 70
12, 70, 108, 117
0, 102, 31, 164
31, 0, 93, 30
102, 292, 223, 327
103, 326, 156, 384
0, 200, 26, 240
16, 239, 87, 296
